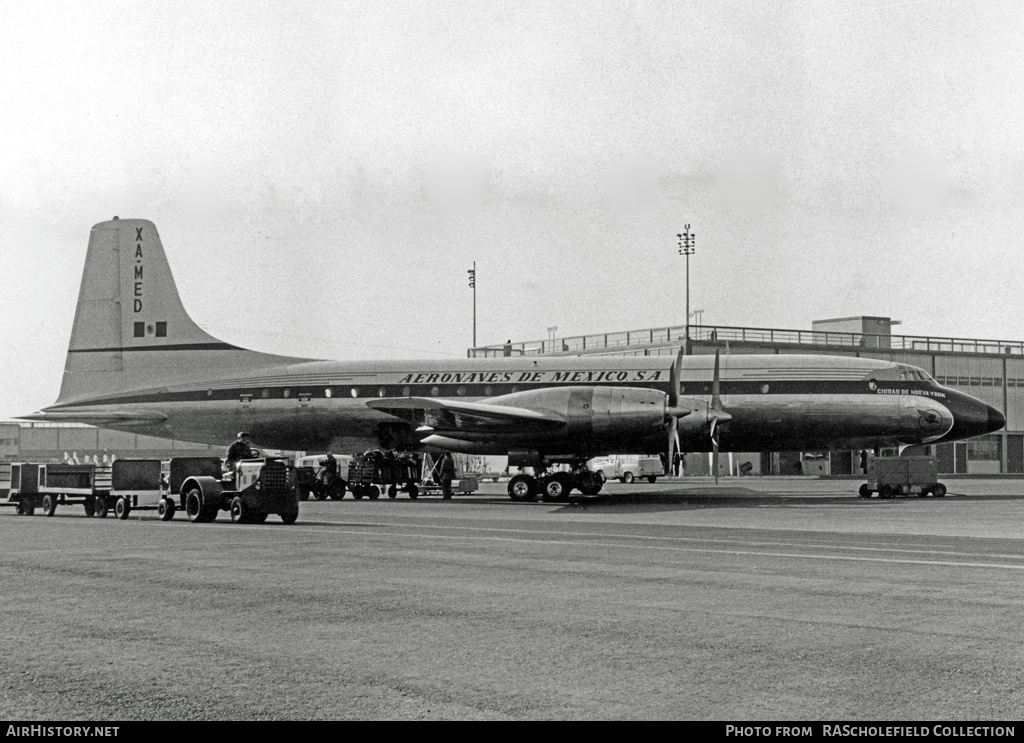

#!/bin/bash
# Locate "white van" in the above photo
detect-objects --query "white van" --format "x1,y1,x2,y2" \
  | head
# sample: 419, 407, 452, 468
588, 456, 663, 484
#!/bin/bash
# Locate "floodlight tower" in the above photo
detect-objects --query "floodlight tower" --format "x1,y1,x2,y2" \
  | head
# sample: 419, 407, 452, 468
677, 226, 696, 352
467, 262, 476, 348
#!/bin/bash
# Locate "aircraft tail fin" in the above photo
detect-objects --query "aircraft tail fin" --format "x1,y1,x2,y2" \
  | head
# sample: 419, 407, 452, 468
56, 218, 307, 404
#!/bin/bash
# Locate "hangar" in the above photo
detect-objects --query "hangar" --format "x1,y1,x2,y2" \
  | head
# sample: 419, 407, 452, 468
470, 316, 1016, 476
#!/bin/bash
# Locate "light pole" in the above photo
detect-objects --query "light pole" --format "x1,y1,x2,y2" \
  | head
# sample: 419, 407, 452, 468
467, 262, 476, 348
677, 225, 695, 352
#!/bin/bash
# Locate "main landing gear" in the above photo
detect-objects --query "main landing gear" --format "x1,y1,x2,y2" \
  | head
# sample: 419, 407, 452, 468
507, 467, 605, 503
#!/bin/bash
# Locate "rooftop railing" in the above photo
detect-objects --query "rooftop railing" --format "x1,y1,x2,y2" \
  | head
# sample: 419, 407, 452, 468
468, 324, 1024, 358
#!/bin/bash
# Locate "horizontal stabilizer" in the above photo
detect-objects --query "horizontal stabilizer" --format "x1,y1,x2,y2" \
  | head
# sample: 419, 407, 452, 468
18, 410, 169, 426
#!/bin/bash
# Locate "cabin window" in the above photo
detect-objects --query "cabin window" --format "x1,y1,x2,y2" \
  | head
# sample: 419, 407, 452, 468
283, 389, 290, 398
207, 389, 213, 397
868, 380, 878, 391
430, 386, 440, 396
261, 388, 270, 398
350, 388, 358, 398
457, 386, 467, 396
511, 385, 520, 393
325, 388, 332, 398
378, 387, 387, 397
484, 385, 493, 396
760, 384, 770, 394
403, 386, 411, 397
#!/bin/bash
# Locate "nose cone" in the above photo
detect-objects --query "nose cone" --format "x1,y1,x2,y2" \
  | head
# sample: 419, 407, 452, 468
988, 405, 1007, 433
937, 390, 1006, 442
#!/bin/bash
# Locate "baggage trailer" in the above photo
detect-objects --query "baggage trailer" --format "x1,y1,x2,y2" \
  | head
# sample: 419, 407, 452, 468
7, 462, 113, 518
859, 455, 946, 499
347, 450, 421, 499
8, 459, 178, 520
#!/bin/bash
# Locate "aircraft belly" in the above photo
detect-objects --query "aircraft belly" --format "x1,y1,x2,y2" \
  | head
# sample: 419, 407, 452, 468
122, 400, 384, 451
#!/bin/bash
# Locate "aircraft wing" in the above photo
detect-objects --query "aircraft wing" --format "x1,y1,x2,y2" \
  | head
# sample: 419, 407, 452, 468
365, 397, 565, 433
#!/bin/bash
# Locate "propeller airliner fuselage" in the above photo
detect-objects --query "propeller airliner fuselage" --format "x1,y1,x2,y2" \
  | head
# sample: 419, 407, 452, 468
24, 219, 1005, 499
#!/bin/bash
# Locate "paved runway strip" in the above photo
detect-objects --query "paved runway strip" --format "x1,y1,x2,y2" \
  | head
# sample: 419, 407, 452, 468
2, 480, 1022, 720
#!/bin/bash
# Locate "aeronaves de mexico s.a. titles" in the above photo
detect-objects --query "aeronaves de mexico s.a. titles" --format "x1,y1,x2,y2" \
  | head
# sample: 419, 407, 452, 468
22, 218, 1005, 499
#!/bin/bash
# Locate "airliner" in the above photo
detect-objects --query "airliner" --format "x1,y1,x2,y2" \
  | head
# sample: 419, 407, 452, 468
23, 218, 1005, 500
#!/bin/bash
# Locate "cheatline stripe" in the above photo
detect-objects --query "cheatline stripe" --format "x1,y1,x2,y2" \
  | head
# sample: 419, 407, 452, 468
67, 343, 241, 353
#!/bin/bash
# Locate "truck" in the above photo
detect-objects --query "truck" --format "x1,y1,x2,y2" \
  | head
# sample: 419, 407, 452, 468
587, 456, 664, 484
6, 456, 300, 524
859, 455, 947, 499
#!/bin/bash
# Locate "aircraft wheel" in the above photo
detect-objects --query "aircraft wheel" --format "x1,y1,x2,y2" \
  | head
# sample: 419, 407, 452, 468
621, 472, 634, 484
858, 484, 871, 499
542, 475, 571, 503
407, 483, 419, 500
185, 488, 210, 523
508, 474, 534, 502
114, 497, 131, 520
94, 497, 108, 519
158, 498, 175, 521
577, 471, 603, 496
84, 498, 96, 518
933, 483, 946, 498
879, 485, 894, 499
280, 510, 299, 525
230, 496, 248, 524
41, 494, 58, 517
388, 485, 398, 499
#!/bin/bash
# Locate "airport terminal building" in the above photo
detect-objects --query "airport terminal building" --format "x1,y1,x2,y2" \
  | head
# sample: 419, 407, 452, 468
470, 316, 1018, 476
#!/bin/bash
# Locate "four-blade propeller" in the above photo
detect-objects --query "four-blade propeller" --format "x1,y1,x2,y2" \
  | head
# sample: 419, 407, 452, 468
664, 347, 731, 482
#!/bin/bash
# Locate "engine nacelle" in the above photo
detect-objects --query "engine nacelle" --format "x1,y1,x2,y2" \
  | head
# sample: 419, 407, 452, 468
490, 386, 666, 443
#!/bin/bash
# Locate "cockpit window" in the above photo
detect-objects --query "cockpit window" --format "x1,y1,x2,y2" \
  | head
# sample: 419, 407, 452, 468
872, 364, 934, 383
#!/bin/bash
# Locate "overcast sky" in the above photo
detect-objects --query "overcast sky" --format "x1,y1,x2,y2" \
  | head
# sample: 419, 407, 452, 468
2, 0, 1023, 418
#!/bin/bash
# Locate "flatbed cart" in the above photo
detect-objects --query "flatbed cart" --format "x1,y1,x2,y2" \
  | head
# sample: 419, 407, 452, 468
859, 455, 947, 499
347, 450, 421, 499
418, 453, 479, 498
